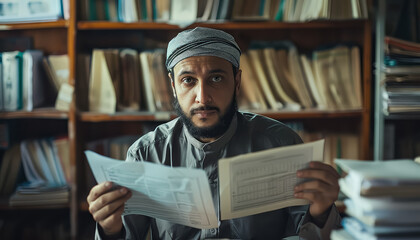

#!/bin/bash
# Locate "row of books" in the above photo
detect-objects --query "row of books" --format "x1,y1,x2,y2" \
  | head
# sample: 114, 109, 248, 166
0, 50, 70, 112
86, 48, 173, 114
0, 137, 71, 206
85, 43, 362, 114
0, 0, 69, 23
331, 159, 420, 239
382, 37, 420, 115
81, 0, 368, 24
239, 43, 363, 111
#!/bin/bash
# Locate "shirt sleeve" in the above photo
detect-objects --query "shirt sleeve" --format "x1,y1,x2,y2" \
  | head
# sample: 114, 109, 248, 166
94, 223, 125, 240
298, 205, 342, 240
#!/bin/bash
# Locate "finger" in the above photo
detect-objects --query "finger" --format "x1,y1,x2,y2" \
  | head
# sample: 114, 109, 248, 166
98, 205, 125, 232
87, 182, 114, 204
89, 187, 130, 214
297, 169, 338, 186
91, 190, 132, 222
309, 161, 340, 178
294, 180, 332, 194
294, 191, 318, 203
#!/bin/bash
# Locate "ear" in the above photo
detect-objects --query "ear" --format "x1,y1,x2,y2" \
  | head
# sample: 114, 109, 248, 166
235, 69, 242, 97
168, 72, 176, 97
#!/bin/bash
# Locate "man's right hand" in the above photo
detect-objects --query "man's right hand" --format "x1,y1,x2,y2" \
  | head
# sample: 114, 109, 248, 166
87, 181, 132, 236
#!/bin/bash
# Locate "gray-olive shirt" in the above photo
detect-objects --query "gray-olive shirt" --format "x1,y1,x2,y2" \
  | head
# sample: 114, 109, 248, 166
96, 111, 341, 240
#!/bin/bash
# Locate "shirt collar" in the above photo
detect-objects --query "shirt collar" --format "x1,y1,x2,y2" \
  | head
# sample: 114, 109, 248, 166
183, 113, 238, 152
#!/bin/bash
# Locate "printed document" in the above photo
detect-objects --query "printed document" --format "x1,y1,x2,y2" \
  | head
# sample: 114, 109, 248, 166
85, 151, 218, 229
219, 140, 325, 220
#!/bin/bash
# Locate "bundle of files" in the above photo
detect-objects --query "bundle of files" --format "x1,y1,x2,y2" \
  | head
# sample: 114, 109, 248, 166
238, 41, 363, 112
8, 137, 71, 206
331, 159, 420, 240
382, 37, 420, 115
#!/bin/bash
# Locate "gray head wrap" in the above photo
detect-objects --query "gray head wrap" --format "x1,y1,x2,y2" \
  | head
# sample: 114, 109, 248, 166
165, 27, 241, 70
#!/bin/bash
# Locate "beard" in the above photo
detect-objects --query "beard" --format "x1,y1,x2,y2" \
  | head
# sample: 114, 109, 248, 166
173, 92, 238, 140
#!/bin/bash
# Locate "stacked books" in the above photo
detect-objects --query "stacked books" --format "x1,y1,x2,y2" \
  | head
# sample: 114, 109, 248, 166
382, 37, 420, 115
331, 159, 420, 239
8, 137, 71, 206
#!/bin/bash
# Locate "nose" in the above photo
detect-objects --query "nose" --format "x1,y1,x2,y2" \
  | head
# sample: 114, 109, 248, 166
195, 81, 212, 104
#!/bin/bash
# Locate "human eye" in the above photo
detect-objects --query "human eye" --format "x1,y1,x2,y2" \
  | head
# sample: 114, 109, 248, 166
211, 75, 222, 83
181, 77, 195, 85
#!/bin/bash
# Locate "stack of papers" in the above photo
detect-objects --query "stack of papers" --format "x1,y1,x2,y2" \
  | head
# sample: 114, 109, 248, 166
85, 140, 324, 228
331, 159, 420, 240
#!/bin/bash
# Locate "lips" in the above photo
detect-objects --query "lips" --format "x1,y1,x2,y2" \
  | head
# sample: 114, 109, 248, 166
194, 110, 217, 118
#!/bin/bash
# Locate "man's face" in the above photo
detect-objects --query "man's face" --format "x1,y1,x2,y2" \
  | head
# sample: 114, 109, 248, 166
170, 56, 241, 141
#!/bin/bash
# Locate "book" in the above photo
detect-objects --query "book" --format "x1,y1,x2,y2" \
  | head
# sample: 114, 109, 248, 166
263, 48, 300, 110
22, 50, 52, 111
288, 46, 314, 108
2, 51, 23, 111
351, 46, 363, 108
119, 49, 141, 111
55, 82, 74, 111
231, 0, 270, 21
154, 0, 171, 22
139, 51, 157, 112
44, 54, 69, 93
0, 144, 21, 196
248, 49, 283, 110
88, 49, 117, 114
238, 53, 268, 110
299, 54, 325, 109
274, 49, 301, 103
0, 0, 63, 23
52, 137, 71, 184
335, 159, 420, 198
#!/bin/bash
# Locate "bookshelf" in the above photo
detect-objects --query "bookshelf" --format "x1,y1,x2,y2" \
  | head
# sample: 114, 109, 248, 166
373, 0, 420, 160
0, 0, 372, 239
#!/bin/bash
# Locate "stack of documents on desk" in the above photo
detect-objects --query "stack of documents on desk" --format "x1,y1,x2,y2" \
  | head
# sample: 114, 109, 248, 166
331, 159, 420, 240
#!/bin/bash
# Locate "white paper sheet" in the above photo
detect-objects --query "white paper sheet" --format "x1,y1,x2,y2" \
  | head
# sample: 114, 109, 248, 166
84, 150, 218, 229
218, 140, 325, 220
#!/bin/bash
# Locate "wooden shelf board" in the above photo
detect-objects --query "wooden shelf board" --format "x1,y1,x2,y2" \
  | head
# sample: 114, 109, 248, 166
79, 110, 363, 122
0, 196, 69, 210
0, 108, 68, 119
0, 20, 69, 30
77, 21, 179, 30
78, 111, 177, 122
385, 113, 420, 120
77, 19, 367, 30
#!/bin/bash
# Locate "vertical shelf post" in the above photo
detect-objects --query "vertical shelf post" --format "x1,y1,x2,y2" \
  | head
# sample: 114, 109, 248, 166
374, 0, 386, 161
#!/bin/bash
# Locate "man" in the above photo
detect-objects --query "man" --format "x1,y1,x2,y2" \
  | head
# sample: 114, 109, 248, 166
87, 27, 341, 240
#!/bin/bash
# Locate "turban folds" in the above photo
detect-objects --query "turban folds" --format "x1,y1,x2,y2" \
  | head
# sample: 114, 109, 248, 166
165, 27, 241, 70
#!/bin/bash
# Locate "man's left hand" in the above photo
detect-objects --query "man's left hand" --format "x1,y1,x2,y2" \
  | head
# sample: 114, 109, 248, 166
294, 161, 340, 218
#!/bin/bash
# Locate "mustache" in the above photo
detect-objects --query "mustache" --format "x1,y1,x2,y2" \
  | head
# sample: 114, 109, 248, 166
190, 106, 219, 114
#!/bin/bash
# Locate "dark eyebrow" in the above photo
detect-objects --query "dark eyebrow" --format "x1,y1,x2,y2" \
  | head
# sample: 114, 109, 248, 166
177, 70, 195, 77
177, 69, 228, 77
